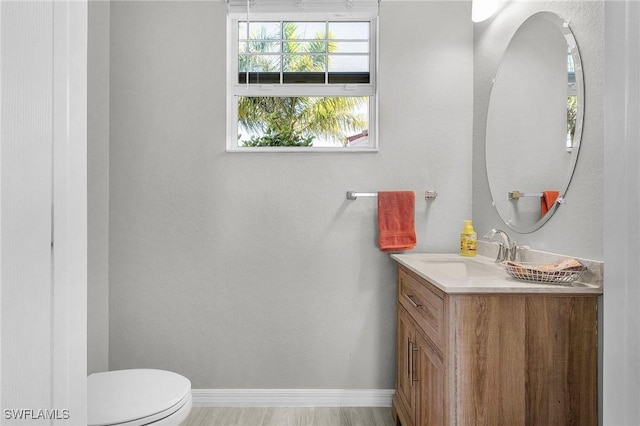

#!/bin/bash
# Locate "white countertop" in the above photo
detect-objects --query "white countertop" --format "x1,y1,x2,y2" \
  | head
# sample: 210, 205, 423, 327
391, 252, 603, 295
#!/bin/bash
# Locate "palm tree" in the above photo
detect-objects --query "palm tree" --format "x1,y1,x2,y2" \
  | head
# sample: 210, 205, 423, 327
238, 22, 367, 147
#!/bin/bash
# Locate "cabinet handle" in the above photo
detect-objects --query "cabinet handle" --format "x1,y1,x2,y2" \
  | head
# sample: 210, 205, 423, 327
408, 339, 419, 384
411, 344, 419, 382
407, 338, 413, 380
404, 293, 423, 308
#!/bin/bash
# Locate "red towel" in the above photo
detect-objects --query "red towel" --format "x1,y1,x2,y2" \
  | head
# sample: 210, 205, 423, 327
541, 191, 560, 216
377, 191, 416, 252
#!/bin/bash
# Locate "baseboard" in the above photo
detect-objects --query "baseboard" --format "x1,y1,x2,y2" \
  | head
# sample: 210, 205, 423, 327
191, 389, 395, 407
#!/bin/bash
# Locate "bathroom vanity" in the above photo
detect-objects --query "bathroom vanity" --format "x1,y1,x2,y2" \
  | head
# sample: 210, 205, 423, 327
391, 253, 601, 426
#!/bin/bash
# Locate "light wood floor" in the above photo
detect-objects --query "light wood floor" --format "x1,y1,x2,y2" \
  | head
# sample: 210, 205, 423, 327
181, 407, 395, 426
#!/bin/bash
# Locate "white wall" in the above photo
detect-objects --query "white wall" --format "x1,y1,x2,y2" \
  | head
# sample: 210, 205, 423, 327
88, 0, 110, 375
108, 0, 472, 389
1, 1, 87, 423
1, 2, 56, 414
473, 0, 603, 259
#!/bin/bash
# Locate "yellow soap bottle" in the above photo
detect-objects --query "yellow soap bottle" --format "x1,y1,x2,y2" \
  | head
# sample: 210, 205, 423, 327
460, 220, 477, 257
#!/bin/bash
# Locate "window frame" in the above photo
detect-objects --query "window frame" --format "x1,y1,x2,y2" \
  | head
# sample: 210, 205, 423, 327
226, 12, 378, 152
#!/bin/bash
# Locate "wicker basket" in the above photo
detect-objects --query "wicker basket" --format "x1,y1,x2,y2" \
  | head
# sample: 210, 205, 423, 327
502, 259, 586, 284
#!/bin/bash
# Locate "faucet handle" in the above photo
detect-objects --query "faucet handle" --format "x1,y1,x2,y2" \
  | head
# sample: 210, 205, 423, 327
508, 242, 519, 261
495, 242, 505, 263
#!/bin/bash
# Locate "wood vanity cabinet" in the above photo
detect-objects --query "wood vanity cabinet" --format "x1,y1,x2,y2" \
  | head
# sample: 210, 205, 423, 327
392, 265, 598, 426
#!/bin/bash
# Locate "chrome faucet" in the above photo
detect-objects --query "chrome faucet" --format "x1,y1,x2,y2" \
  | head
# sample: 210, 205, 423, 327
482, 229, 517, 262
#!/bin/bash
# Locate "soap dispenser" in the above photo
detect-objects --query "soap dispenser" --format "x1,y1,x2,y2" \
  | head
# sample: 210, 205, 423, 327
460, 220, 477, 257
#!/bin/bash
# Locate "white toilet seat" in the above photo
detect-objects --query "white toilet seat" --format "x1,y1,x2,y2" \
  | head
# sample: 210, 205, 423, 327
88, 369, 192, 426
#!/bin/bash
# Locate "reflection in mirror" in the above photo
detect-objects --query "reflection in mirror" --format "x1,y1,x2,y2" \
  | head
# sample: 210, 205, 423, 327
485, 12, 583, 233
567, 48, 578, 151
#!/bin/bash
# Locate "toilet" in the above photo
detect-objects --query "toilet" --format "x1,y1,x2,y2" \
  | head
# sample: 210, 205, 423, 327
88, 369, 192, 426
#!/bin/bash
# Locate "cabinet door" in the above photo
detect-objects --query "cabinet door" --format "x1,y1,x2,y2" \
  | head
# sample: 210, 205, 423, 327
416, 332, 445, 426
396, 305, 417, 426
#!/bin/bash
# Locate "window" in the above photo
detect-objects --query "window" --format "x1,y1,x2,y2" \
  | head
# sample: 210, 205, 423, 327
227, 2, 378, 151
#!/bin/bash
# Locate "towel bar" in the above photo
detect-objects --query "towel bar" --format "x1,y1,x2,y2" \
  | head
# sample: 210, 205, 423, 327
509, 191, 544, 200
509, 191, 565, 204
346, 191, 437, 201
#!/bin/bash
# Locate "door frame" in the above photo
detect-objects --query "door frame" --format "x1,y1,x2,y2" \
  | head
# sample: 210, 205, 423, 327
0, 1, 87, 423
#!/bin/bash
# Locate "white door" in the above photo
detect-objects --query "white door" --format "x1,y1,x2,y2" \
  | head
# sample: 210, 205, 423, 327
0, 1, 87, 425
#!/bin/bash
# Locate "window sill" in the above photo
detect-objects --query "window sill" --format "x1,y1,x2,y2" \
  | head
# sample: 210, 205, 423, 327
225, 146, 379, 153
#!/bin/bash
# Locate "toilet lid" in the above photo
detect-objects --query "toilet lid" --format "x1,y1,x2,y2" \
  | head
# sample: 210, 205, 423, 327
88, 369, 191, 426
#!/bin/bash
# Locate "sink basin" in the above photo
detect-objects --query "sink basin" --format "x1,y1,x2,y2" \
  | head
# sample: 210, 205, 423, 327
418, 258, 502, 280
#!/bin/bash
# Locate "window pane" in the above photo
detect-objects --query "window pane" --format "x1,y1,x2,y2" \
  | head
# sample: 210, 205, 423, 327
248, 41, 280, 53
283, 41, 327, 54
248, 22, 281, 39
238, 22, 247, 39
333, 41, 369, 54
243, 55, 280, 72
237, 20, 371, 87
328, 22, 369, 39
329, 55, 369, 72
236, 96, 369, 148
283, 54, 326, 72
284, 22, 326, 40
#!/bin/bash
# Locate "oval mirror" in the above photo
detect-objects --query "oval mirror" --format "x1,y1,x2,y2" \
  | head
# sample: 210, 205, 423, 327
485, 11, 583, 233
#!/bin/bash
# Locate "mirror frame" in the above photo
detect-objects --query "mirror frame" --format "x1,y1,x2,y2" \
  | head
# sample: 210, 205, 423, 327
485, 11, 584, 233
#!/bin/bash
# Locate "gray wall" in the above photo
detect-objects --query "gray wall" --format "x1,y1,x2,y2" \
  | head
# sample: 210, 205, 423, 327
88, 0, 110, 375
473, 0, 604, 260
108, 0, 472, 389
603, 2, 640, 424
96, 0, 640, 421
